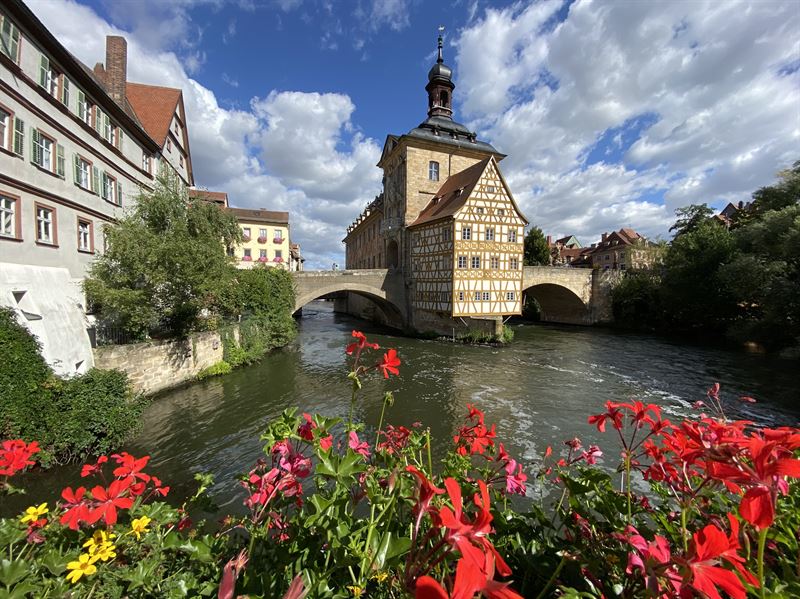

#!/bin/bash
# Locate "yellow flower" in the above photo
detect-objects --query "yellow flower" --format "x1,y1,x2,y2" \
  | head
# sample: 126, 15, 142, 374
20, 503, 48, 524
92, 542, 117, 562
83, 530, 116, 553
346, 585, 364, 597
372, 571, 389, 583
65, 553, 99, 584
130, 515, 152, 540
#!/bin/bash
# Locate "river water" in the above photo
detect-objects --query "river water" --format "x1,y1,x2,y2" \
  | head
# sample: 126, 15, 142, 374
8, 301, 799, 514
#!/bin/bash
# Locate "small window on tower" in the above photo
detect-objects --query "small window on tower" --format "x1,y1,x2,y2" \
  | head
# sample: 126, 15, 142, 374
440, 91, 448, 107
429, 161, 439, 181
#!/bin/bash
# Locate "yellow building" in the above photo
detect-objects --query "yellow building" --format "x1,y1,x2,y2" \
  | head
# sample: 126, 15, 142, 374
228, 208, 290, 269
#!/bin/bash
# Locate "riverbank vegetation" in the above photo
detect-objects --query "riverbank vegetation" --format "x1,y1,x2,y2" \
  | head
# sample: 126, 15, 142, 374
612, 162, 800, 354
0, 308, 145, 467
1, 330, 798, 597
85, 170, 297, 359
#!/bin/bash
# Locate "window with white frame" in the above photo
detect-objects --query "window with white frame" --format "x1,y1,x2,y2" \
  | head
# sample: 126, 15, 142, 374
428, 161, 439, 181
473, 291, 481, 301
101, 172, 117, 203
485, 227, 495, 241
482, 292, 490, 301
461, 226, 471, 240
0, 108, 9, 150
32, 130, 53, 171
0, 196, 16, 238
275, 229, 284, 241
243, 248, 251, 258
142, 153, 151, 174
166, 139, 172, 152
490, 256, 499, 269
0, 16, 21, 63
78, 220, 92, 252
36, 206, 54, 244
506, 291, 515, 301
510, 257, 519, 270
242, 227, 251, 239
75, 157, 91, 190
275, 249, 283, 260
509, 229, 517, 242
458, 291, 464, 301
476, 207, 484, 214
38, 56, 60, 97
76, 90, 92, 125
457, 255, 467, 269
259, 228, 267, 240
471, 256, 480, 269
497, 208, 505, 216
259, 249, 267, 259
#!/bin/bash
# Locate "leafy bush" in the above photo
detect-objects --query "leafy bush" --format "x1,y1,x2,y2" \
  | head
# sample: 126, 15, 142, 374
197, 361, 233, 380
611, 270, 664, 329
0, 308, 145, 466
85, 170, 241, 340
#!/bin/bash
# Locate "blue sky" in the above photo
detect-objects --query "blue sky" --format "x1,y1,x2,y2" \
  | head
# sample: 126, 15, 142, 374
29, 0, 800, 268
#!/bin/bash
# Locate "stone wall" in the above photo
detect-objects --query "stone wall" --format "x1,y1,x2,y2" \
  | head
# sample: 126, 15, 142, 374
93, 329, 231, 395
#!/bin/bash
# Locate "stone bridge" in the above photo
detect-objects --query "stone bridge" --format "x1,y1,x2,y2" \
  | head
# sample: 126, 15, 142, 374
292, 267, 617, 330
292, 269, 407, 329
522, 266, 617, 325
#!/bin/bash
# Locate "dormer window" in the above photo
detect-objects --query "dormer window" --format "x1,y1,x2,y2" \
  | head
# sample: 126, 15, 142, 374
428, 161, 439, 181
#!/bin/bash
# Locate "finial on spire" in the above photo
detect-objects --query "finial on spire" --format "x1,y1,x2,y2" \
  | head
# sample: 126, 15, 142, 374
437, 25, 445, 63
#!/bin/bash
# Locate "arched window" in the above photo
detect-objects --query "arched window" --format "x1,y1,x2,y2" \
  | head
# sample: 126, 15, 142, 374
429, 161, 439, 181
440, 91, 449, 107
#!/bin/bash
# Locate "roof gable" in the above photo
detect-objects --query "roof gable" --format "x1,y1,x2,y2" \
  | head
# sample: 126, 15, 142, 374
126, 82, 182, 147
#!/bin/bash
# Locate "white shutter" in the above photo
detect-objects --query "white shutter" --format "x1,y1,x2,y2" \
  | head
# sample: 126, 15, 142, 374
56, 144, 65, 177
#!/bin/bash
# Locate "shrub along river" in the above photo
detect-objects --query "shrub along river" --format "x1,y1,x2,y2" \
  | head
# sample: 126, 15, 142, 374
9, 300, 800, 514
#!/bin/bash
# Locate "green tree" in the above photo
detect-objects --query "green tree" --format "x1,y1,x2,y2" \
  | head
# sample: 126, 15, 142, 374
523, 226, 551, 266
85, 171, 241, 339
660, 218, 737, 332
669, 204, 715, 237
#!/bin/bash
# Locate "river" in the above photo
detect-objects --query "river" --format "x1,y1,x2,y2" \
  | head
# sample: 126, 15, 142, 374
7, 301, 799, 514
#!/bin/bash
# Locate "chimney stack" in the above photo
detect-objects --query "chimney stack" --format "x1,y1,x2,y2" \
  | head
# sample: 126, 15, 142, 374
105, 36, 127, 106
546, 235, 552, 246
601, 232, 608, 242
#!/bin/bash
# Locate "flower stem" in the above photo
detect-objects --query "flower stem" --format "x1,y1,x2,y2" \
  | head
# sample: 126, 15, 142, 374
534, 555, 566, 599
680, 506, 688, 553
375, 394, 389, 450
757, 526, 768, 599
426, 429, 433, 474
625, 453, 632, 524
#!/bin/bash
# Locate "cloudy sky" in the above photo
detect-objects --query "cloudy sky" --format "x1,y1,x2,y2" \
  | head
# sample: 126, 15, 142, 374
28, 0, 799, 268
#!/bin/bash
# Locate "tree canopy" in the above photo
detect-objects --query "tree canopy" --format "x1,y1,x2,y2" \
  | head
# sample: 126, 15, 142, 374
85, 171, 242, 339
523, 226, 551, 266
669, 204, 715, 237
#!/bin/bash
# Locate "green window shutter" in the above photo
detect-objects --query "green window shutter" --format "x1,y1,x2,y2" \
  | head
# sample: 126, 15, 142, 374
12, 118, 24, 156
95, 109, 103, 133
76, 89, 85, 118
61, 78, 70, 106
73, 154, 80, 184
92, 166, 99, 194
116, 129, 123, 150
101, 172, 108, 198
31, 129, 40, 165
56, 144, 65, 177
116, 181, 122, 205
38, 55, 49, 88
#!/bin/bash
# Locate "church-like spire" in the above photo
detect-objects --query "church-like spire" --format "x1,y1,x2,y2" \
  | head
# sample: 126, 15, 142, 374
426, 27, 454, 119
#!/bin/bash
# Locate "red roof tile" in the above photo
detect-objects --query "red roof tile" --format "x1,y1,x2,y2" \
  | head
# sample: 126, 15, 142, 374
228, 207, 289, 224
126, 82, 181, 147
409, 158, 490, 227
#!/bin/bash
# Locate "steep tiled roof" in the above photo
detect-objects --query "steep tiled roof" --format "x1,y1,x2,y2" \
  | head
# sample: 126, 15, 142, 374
189, 189, 228, 206
409, 158, 490, 227
228, 207, 289, 224
126, 82, 181, 146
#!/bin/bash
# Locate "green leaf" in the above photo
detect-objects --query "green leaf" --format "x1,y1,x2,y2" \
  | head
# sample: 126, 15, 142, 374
0, 559, 28, 587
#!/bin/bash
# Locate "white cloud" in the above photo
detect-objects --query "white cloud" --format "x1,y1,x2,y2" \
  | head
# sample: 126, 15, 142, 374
27, 0, 382, 268
455, 0, 800, 243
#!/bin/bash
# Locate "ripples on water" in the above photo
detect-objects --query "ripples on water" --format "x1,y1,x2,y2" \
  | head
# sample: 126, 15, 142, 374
7, 300, 799, 513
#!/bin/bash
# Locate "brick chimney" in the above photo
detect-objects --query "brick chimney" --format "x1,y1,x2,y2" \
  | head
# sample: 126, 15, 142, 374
105, 36, 127, 106
546, 235, 552, 246
601, 232, 608, 242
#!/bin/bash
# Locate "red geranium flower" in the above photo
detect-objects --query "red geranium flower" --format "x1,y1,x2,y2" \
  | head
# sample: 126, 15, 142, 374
379, 349, 401, 378
89, 478, 134, 526
345, 330, 379, 355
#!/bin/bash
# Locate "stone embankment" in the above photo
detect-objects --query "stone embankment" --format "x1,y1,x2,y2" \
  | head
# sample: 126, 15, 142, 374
93, 328, 237, 395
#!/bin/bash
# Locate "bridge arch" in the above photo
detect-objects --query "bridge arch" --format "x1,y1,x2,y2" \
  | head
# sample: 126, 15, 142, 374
293, 278, 406, 330
522, 283, 591, 325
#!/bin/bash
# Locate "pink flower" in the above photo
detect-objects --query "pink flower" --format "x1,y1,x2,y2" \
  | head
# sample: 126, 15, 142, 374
348, 431, 370, 458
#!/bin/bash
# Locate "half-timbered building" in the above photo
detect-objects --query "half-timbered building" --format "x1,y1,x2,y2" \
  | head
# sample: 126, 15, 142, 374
342, 32, 528, 334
